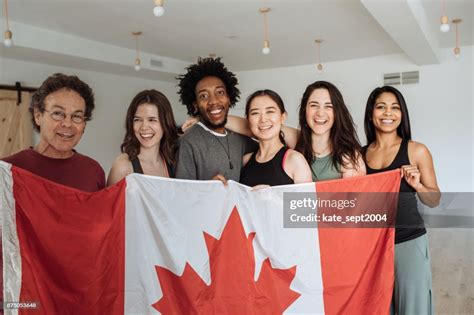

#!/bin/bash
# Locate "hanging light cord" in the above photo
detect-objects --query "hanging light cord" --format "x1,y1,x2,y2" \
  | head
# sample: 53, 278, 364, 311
135, 34, 140, 60
263, 11, 268, 42
442, 0, 445, 16
317, 42, 321, 64
455, 23, 459, 48
3, 0, 10, 30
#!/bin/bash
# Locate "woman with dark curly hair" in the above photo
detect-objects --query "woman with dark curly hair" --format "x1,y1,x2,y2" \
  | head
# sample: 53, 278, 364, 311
107, 89, 178, 185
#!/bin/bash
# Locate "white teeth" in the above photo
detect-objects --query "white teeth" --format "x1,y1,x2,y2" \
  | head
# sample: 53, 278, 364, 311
140, 134, 154, 139
259, 125, 272, 130
58, 133, 73, 138
382, 119, 394, 123
314, 119, 327, 124
210, 109, 222, 115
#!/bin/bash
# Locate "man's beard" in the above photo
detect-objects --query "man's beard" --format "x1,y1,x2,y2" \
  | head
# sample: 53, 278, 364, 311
200, 115, 228, 131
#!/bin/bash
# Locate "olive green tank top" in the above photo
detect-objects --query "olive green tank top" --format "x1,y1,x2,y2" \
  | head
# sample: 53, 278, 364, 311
310, 154, 341, 181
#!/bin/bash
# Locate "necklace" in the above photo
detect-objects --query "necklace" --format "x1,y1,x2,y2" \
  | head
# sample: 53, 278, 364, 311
211, 133, 233, 170
313, 146, 330, 157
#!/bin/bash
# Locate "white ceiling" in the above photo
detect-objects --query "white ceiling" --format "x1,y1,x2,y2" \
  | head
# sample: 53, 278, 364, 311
1, 0, 472, 79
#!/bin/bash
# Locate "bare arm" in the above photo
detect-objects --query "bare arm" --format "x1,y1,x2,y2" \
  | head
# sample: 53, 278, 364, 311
226, 115, 253, 137
107, 154, 132, 186
284, 150, 313, 184
404, 141, 441, 207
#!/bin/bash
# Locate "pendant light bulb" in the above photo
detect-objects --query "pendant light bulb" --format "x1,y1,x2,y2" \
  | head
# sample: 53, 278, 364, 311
452, 19, 462, 59
259, 7, 271, 56
315, 39, 324, 74
4, 30, 12, 47
317, 63, 323, 74
153, 0, 164, 17
454, 47, 460, 59
262, 40, 270, 55
132, 31, 142, 71
134, 58, 141, 71
440, 16, 450, 32
3, 0, 13, 47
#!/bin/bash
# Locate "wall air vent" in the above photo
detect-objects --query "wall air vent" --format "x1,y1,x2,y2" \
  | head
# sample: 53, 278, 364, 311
383, 73, 401, 86
402, 71, 419, 84
149, 58, 163, 68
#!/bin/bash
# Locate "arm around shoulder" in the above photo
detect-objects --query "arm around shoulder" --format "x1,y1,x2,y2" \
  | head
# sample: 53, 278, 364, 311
107, 154, 132, 186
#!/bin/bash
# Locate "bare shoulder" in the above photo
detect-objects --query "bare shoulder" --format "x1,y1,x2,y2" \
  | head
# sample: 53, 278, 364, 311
285, 149, 307, 165
408, 140, 432, 161
107, 153, 133, 186
341, 152, 364, 169
340, 152, 366, 177
114, 153, 130, 164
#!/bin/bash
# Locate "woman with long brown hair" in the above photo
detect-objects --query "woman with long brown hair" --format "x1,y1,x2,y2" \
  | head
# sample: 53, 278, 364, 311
107, 89, 179, 185
293, 81, 365, 180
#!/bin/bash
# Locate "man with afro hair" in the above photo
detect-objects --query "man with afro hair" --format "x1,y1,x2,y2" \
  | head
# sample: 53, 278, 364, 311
175, 57, 257, 181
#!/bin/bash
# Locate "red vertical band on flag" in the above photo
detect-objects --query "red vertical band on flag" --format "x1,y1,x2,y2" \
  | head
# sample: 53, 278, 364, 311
316, 170, 401, 314
10, 167, 126, 315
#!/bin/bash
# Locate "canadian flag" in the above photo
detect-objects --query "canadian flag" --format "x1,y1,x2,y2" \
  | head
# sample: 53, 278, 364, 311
0, 161, 400, 314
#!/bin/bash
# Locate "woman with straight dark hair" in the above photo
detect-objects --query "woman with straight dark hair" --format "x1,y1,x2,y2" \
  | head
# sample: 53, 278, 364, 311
107, 89, 179, 185
240, 89, 311, 187
363, 86, 440, 315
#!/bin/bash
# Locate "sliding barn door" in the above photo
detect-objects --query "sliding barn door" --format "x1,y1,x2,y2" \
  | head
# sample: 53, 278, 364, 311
0, 90, 33, 158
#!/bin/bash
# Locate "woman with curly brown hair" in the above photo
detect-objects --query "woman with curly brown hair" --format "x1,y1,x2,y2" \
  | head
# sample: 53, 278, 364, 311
107, 89, 178, 185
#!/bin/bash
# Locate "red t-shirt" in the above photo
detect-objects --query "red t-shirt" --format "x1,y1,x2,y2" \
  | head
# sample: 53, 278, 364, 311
2, 148, 106, 192
1, 149, 105, 313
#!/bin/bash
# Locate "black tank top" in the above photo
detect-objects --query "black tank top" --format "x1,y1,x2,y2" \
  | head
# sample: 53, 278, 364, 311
364, 139, 426, 244
130, 157, 174, 178
240, 146, 294, 187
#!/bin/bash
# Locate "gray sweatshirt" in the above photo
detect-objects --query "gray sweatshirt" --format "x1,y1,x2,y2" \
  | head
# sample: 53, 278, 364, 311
175, 123, 257, 181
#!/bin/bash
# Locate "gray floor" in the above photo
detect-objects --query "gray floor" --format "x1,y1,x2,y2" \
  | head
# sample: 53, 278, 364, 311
429, 228, 474, 314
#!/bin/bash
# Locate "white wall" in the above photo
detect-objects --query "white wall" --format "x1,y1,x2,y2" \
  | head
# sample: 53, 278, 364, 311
1, 46, 472, 191
235, 46, 473, 192
0, 57, 188, 173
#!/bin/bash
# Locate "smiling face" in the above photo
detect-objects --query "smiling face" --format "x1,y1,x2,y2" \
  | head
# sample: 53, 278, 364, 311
305, 88, 334, 136
34, 88, 86, 158
247, 95, 286, 142
372, 92, 402, 134
194, 76, 230, 132
133, 103, 163, 150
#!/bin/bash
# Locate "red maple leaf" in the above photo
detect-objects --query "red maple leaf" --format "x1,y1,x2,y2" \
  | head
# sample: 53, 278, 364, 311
152, 207, 300, 314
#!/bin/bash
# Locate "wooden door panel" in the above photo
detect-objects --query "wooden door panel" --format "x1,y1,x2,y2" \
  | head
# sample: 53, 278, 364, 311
0, 90, 33, 158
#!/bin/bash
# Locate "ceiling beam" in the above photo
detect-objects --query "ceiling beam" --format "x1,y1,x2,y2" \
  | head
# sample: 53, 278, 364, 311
360, 0, 441, 65
0, 19, 189, 81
